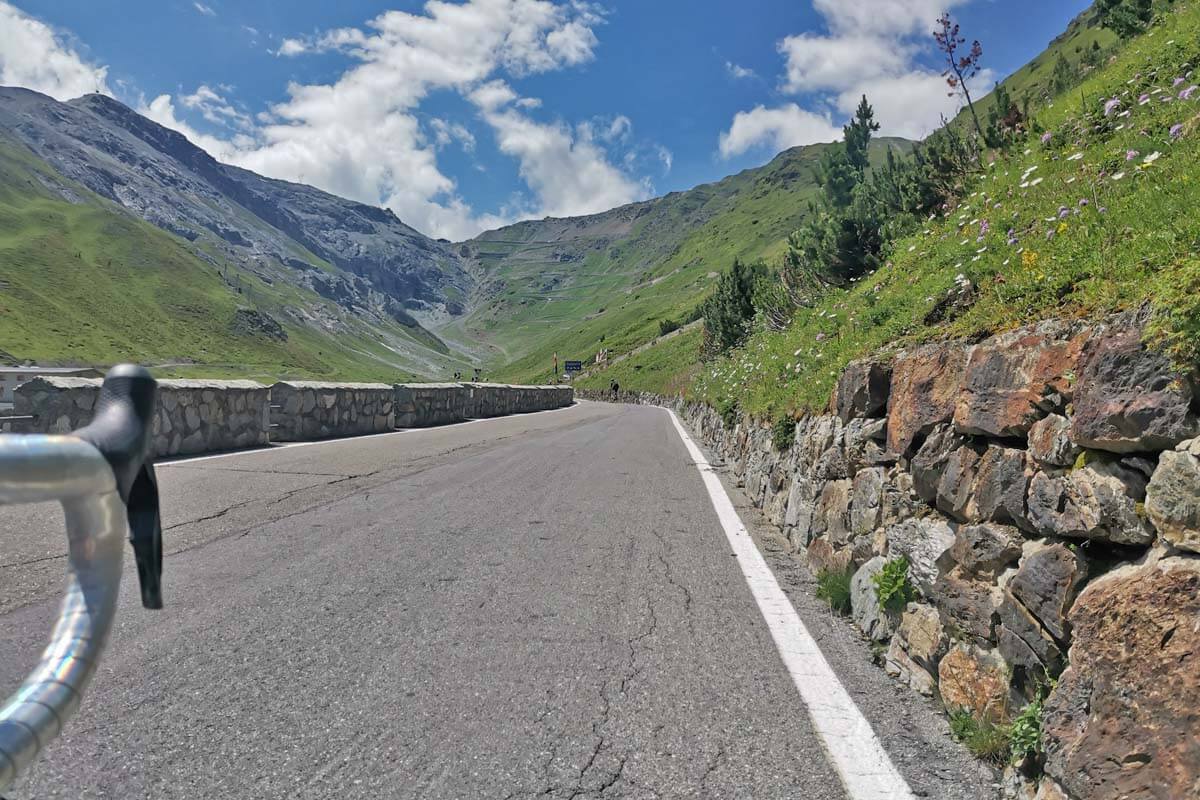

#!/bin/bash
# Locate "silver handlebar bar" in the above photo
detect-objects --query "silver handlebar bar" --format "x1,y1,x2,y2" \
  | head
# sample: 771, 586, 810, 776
0, 364, 161, 793
0, 435, 126, 790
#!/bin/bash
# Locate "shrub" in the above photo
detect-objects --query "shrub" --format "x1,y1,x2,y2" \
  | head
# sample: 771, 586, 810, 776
949, 709, 1012, 765
816, 569, 853, 615
873, 556, 916, 613
1009, 695, 1046, 765
717, 397, 739, 429
658, 317, 681, 337
771, 415, 796, 451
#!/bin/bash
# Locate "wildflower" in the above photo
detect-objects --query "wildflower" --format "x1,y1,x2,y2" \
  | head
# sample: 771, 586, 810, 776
1046, 228, 1056, 241
1112, 171, 1126, 180
1022, 251, 1040, 268
1079, 198, 1089, 207
1057, 222, 1068, 234
1058, 206, 1071, 220
1067, 152, 1084, 161
1040, 131, 1052, 144
1007, 229, 1019, 246
1182, 85, 1199, 100
1171, 124, 1184, 139
1099, 207, 1107, 214
1066, 177, 1077, 184
815, 333, 827, 343
908, 245, 916, 252
978, 219, 990, 238
1030, 177, 1044, 186
1144, 151, 1162, 163
1139, 93, 1151, 105
1126, 149, 1139, 160
1104, 98, 1121, 116
1174, 76, 1187, 87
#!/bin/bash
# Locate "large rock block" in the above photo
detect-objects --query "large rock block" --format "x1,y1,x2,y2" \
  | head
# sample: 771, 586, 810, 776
1027, 460, 1155, 545
953, 323, 1088, 438
887, 342, 970, 457
832, 360, 891, 422
1070, 328, 1200, 454
851, 556, 896, 641
814, 479, 853, 545
938, 643, 1011, 721
950, 523, 1024, 579
884, 517, 955, 596
1043, 558, 1200, 800
850, 467, 885, 538
1145, 438, 1200, 553
1027, 414, 1080, 468
932, 566, 999, 645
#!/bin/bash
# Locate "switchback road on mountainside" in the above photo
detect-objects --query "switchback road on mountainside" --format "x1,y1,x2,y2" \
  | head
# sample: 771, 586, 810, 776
0, 401, 996, 799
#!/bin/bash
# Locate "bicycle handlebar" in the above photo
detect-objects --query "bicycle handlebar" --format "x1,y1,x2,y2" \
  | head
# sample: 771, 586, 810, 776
0, 365, 163, 791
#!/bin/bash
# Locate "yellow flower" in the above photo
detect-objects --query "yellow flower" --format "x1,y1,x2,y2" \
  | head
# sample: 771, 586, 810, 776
1022, 250, 1040, 268
1057, 222, 1068, 234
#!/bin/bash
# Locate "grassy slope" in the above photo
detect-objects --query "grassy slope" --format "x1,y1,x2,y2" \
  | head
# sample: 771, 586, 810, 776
579, 2, 1200, 417
0, 132, 457, 383
466, 140, 908, 384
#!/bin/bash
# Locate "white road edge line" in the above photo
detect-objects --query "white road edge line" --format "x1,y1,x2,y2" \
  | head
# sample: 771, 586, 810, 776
665, 408, 916, 800
160, 404, 579, 467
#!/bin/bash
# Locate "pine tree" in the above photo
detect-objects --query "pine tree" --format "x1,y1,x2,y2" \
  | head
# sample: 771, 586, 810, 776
1095, 0, 1153, 38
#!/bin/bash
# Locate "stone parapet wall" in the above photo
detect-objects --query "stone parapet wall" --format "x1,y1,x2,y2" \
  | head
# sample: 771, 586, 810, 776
395, 383, 469, 427
15, 377, 270, 457
594, 312, 1199, 800
396, 383, 572, 426
269, 381, 394, 442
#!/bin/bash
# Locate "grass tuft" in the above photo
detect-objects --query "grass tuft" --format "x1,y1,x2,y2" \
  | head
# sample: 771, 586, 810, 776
815, 569, 854, 615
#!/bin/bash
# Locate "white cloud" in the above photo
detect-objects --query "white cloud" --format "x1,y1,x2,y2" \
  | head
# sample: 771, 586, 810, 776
718, 104, 840, 158
429, 118, 476, 152
725, 61, 756, 80
721, 0, 987, 155
656, 145, 673, 173
137, 0, 643, 240
470, 86, 646, 219
0, 1, 109, 100
193, 2, 216, 17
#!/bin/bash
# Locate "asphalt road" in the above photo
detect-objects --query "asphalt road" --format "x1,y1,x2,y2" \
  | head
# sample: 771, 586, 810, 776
0, 401, 998, 799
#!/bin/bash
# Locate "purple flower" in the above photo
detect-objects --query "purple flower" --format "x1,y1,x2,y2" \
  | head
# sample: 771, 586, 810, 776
1180, 85, 1198, 100
1174, 76, 1187, 87
979, 219, 990, 237
1171, 123, 1184, 139
1079, 198, 1089, 207
1058, 206, 1071, 220
1126, 149, 1139, 160
1104, 97, 1122, 116
1139, 93, 1151, 105
815, 333, 827, 343
1040, 131, 1052, 144
1007, 228, 1019, 246
1098, 207, 1108, 214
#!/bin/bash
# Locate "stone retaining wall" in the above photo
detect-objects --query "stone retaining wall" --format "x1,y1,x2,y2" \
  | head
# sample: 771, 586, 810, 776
590, 312, 1200, 800
15, 377, 270, 457
269, 382, 394, 442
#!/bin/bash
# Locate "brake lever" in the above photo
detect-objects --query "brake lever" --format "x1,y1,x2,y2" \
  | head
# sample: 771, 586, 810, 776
126, 463, 163, 609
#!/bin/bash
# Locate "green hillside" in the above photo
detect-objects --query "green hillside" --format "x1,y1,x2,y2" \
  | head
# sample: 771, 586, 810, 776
0, 130, 460, 383
579, 1, 1200, 418
455, 139, 909, 383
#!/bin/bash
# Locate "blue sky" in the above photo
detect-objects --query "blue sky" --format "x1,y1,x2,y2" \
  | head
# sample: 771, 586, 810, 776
1, 0, 1091, 240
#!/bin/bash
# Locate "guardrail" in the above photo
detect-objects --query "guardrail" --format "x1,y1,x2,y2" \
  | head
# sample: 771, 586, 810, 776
0, 366, 164, 792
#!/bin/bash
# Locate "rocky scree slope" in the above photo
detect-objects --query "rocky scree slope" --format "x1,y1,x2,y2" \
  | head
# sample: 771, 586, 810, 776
0, 87, 470, 345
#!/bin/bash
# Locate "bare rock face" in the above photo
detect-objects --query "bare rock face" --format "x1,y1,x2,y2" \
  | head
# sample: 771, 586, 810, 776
1028, 414, 1080, 467
1070, 328, 1200, 454
1146, 438, 1200, 553
1043, 558, 1200, 800
814, 479, 853, 545
938, 643, 1011, 721
967, 446, 1034, 531
887, 342, 970, 457
953, 324, 1088, 438
1027, 460, 1155, 545
997, 543, 1087, 686
832, 360, 892, 422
